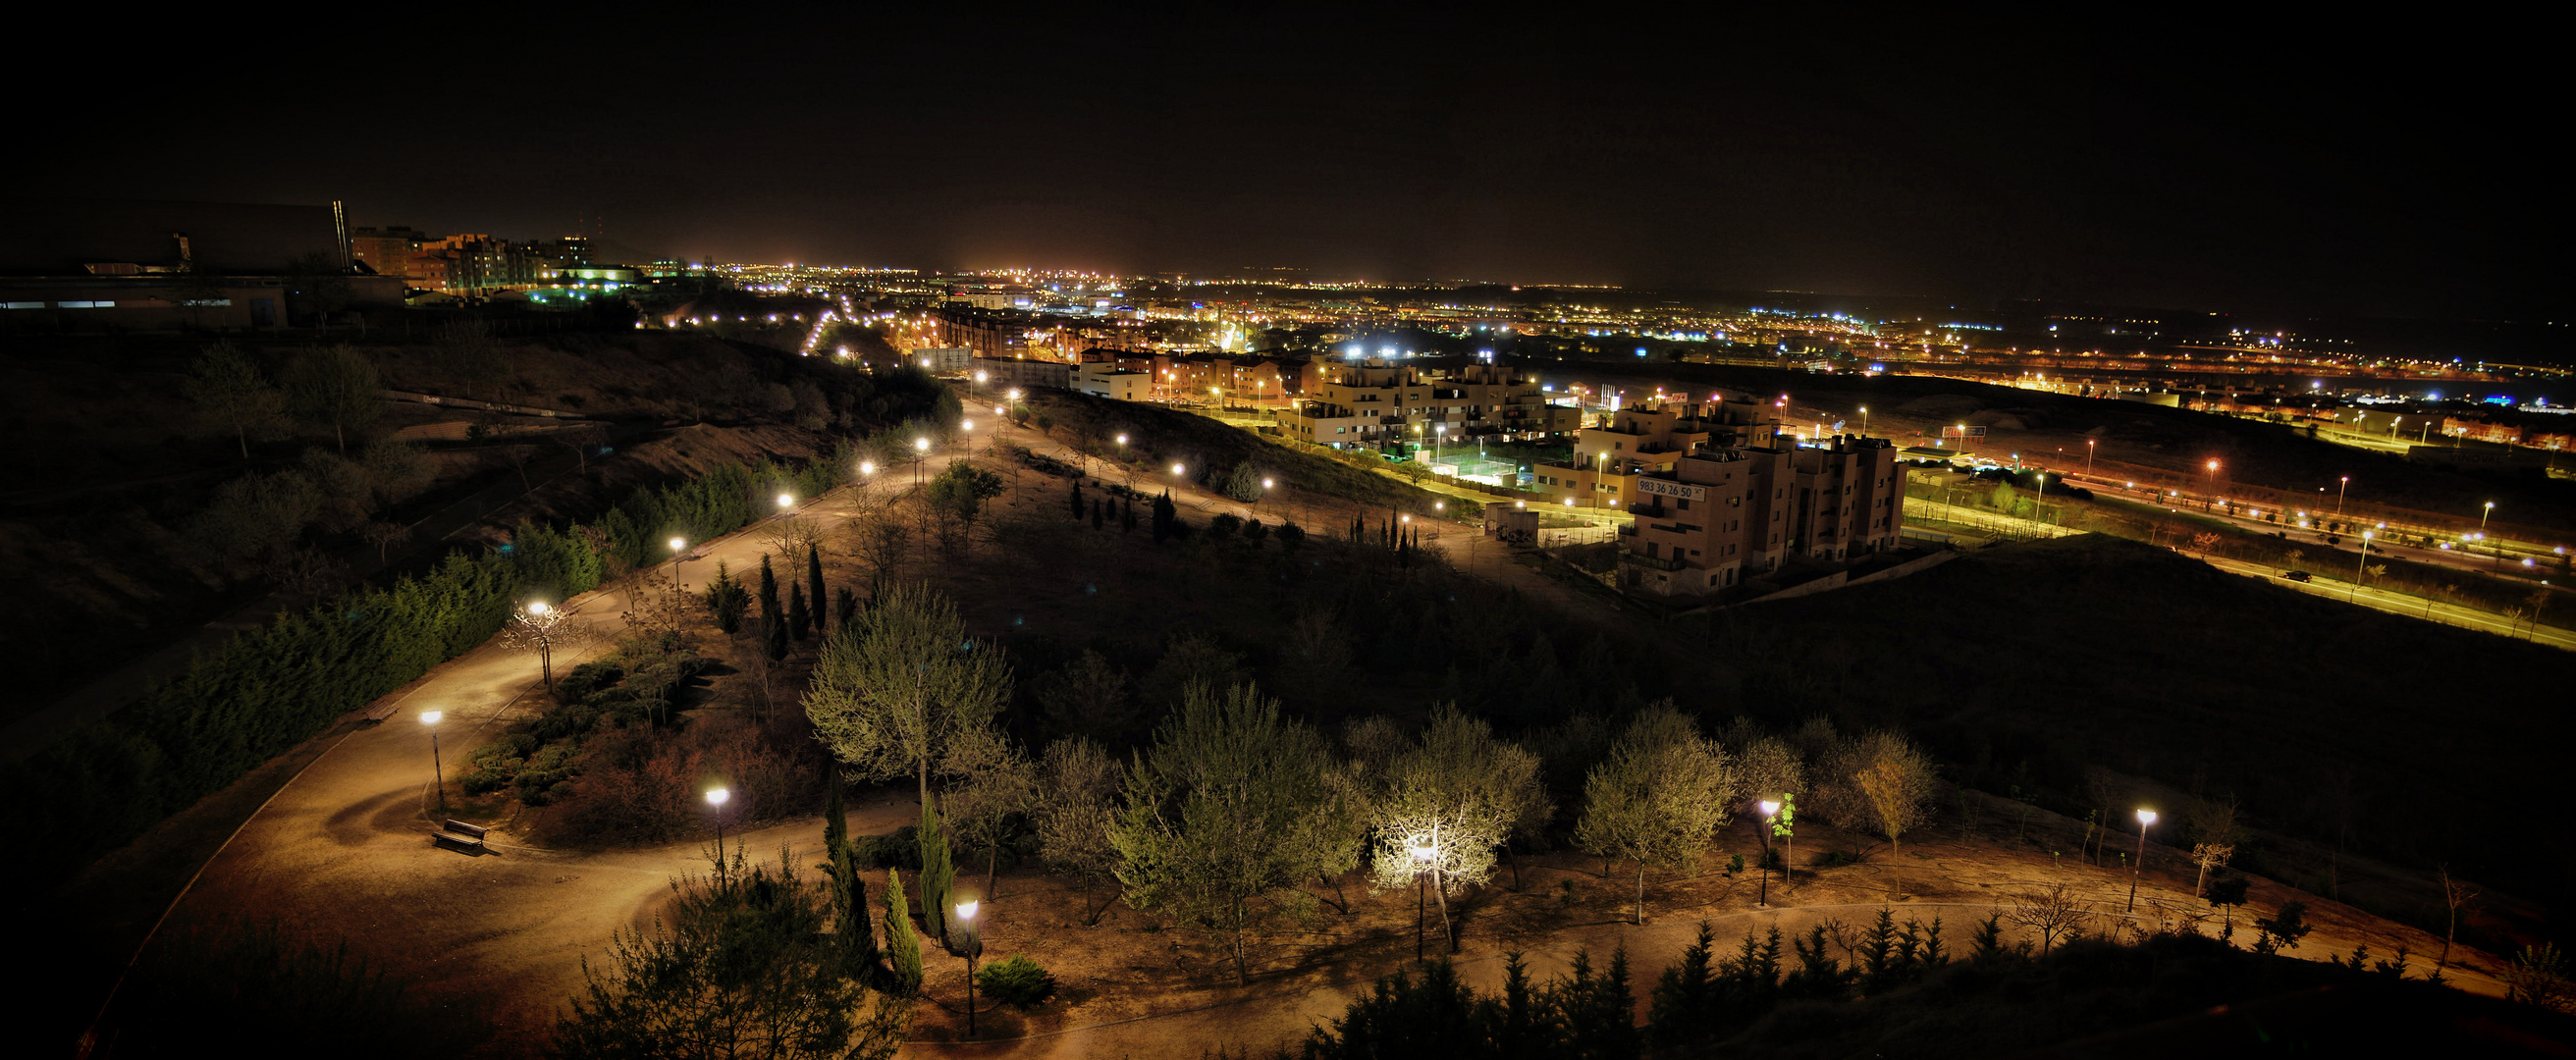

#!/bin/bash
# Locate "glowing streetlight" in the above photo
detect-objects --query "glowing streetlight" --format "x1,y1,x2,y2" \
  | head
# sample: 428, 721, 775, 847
2335, 476, 2349, 516
420, 711, 447, 813
2126, 809, 2157, 912
914, 437, 931, 488
706, 787, 731, 860
953, 900, 985, 1034
2085, 438, 2096, 476
1756, 799, 1782, 908
1409, 835, 1437, 963
859, 459, 875, 476
2481, 502, 2496, 568
2350, 531, 2375, 601
668, 537, 687, 584
777, 493, 794, 512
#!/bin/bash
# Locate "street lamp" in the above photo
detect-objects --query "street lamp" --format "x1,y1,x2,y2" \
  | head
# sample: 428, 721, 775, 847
668, 537, 687, 584
1756, 799, 1781, 908
2126, 809, 2157, 912
777, 493, 794, 513
2351, 531, 2374, 600
954, 900, 985, 1037
421, 711, 447, 813
706, 787, 731, 861
2336, 476, 2349, 516
1858, 405, 1869, 437
914, 437, 930, 488
2481, 502, 2496, 568
2085, 439, 2096, 476
1409, 836, 1436, 963
2205, 459, 2222, 511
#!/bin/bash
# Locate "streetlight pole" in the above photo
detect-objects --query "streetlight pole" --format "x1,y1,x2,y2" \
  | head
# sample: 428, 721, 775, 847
421, 711, 447, 814
1409, 837, 1435, 964
2085, 439, 2096, 477
2336, 476, 2348, 517
2127, 809, 2157, 913
2351, 531, 2373, 602
2481, 502, 2496, 569
707, 787, 730, 863
1756, 799, 1780, 908
1859, 405, 1870, 438
955, 901, 983, 1037
914, 437, 930, 490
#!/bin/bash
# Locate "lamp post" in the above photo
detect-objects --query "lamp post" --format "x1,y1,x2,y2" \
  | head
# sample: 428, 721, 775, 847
954, 900, 984, 1037
914, 437, 930, 489
421, 711, 447, 813
2127, 809, 2157, 913
777, 493, 794, 516
2481, 502, 2496, 568
1409, 836, 1435, 964
522, 602, 561, 695
992, 405, 1004, 454
707, 787, 731, 862
2085, 439, 2096, 477
2205, 459, 2221, 512
2336, 476, 2348, 516
1756, 799, 1781, 908
1858, 405, 1870, 438
1261, 477, 1272, 512
667, 536, 686, 583
2351, 531, 2374, 601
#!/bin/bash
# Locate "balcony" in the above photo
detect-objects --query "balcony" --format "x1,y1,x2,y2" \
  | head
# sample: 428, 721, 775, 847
1627, 502, 1669, 518
1623, 550, 1687, 571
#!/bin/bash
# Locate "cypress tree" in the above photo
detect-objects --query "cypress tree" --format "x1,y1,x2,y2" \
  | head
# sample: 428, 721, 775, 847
1121, 495, 1135, 532
805, 544, 827, 634
757, 554, 781, 636
766, 604, 788, 661
833, 585, 858, 631
918, 800, 956, 943
1091, 497, 1104, 531
787, 581, 810, 641
883, 868, 924, 995
1070, 479, 1086, 520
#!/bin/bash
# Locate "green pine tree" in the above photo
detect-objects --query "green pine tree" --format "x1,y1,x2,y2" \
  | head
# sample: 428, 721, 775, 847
882, 868, 923, 995
805, 545, 826, 637
918, 800, 956, 944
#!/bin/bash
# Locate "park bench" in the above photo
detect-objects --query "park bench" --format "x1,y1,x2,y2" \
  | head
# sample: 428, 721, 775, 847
434, 819, 489, 853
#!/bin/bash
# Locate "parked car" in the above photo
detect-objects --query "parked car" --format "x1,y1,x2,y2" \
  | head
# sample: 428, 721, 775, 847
2281, 570, 2312, 582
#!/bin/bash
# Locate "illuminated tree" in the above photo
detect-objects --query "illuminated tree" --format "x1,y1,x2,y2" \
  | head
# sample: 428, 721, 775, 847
1365, 705, 1548, 953
804, 582, 1012, 809
502, 604, 591, 697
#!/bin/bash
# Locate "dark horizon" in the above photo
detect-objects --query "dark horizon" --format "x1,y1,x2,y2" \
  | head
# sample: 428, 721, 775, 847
11, 13, 2561, 323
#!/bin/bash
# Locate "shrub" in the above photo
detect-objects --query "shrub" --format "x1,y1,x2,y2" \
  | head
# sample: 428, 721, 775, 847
850, 827, 925, 871
976, 954, 1057, 1008
557, 662, 624, 704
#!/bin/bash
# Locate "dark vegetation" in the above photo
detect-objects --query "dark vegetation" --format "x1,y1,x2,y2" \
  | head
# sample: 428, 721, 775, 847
1702, 534, 2576, 935
6, 435, 923, 893
91, 916, 463, 1059
0, 324, 949, 713
1284, 922, 2567, 1058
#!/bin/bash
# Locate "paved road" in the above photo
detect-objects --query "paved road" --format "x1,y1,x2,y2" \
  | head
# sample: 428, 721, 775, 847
2203, 554, 2576, 651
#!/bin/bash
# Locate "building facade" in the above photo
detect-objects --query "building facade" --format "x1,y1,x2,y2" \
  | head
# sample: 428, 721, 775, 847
1618, 432, 1906, 597
1270, 361, 1577, 449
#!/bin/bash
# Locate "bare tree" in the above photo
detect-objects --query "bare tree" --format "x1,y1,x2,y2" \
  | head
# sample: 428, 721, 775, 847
2004, 883, 2090, 955
359, 520, 410, 563
282, 344, 384, 454
2436, 865, 2481, 972
185, 341, 286, 460
1035, 737, 1125, 925
849, 503, 912, 580
765, 516, 829, 563
2184, 795, 2243, 898
943, 733, 1036, 901
503, 604, 593, 696
434, 318, 508, 401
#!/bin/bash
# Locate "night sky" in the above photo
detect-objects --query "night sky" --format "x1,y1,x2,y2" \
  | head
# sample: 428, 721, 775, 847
17, 13, 2559, 320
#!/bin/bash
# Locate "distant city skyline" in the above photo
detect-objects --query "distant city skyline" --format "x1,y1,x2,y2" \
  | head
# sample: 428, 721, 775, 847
10, 13, 2560, 323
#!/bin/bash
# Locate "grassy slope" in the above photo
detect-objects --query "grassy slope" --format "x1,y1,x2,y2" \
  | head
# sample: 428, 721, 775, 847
1694, 534, 2576, 912
1026, 390, 1460, 513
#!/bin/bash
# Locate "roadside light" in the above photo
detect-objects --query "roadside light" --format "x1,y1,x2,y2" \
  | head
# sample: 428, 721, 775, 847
705, 787, 729, 807
778, 493, 793, 510
1171, 462, 1185, 475
860, 460, 875, 475
421, 710, 443, 726
669, 537, 686, 554
915, 438, 930, 452
527, 601, 549, 615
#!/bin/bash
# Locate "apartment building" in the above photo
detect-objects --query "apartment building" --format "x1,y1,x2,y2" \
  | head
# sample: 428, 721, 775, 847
1270, 361, 1577, 449
1620, 433, 1905, 597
